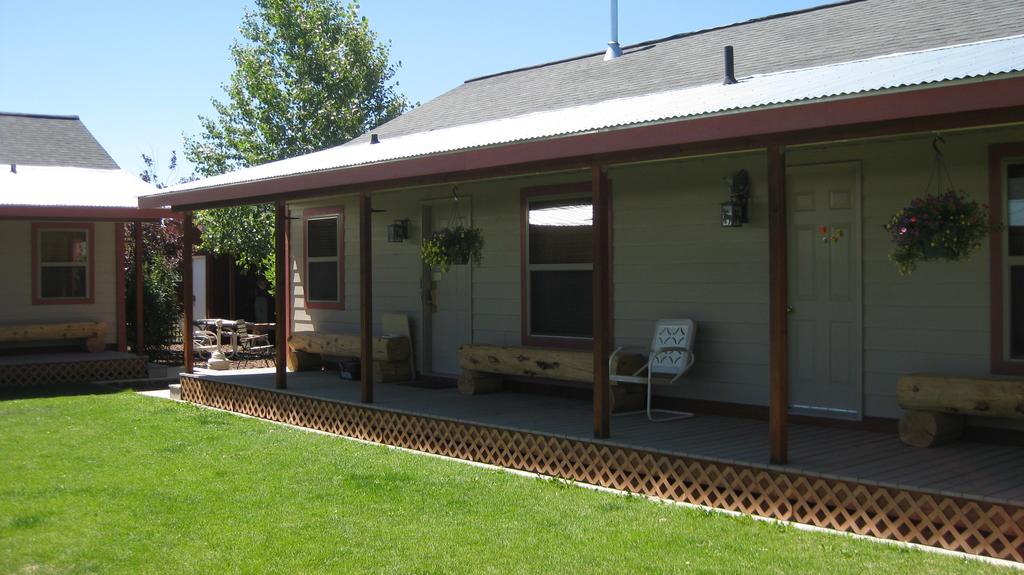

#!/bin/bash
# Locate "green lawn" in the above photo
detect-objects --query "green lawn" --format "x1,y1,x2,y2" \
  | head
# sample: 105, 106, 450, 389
0, 388, 1012, 574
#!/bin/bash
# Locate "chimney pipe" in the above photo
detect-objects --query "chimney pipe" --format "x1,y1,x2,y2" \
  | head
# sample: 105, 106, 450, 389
604, 0, 622, 61
723, 46, 737, 85
369, 133, 380, 145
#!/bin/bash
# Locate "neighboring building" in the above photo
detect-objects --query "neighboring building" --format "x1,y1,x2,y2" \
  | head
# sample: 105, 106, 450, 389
0, 112, 169, 366
141, 0, 1024, 561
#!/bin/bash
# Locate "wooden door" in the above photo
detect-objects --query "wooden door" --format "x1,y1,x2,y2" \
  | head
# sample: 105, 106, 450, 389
786, 162, 862, 419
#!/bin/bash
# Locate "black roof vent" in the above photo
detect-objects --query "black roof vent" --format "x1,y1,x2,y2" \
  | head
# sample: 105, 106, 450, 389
370, 133, 380, 145
723, 46, 738, 85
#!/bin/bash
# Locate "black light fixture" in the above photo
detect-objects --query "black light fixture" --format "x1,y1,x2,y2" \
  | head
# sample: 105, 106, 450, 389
387, 219, 409, 243
720, 169, 751, 227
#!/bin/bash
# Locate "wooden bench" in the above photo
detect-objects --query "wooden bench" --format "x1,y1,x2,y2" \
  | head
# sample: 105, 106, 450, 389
0, 321, 107, 353
897, 373, 1024, 447
458, 344, 646, 413
287, 332, 412, 383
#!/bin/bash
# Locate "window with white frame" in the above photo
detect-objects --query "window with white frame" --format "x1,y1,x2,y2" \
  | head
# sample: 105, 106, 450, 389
1006, 161, 1024, 359
305, 212, 342, 306
526, 197, 593, 339
35, 226, 91, 301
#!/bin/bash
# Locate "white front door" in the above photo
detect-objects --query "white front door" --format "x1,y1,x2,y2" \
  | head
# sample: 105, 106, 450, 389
425, 201, 472, 376
192, 255, 207, 319
786, 162, 863, 419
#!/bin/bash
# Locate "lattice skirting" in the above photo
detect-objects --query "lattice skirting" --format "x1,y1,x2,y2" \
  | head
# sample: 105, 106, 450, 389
180, 375, 1024, 563
0, 357, 147, 387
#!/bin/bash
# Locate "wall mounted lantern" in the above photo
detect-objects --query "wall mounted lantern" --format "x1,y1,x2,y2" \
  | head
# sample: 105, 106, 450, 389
387, 219, 410, 243
720, 169, 751, 227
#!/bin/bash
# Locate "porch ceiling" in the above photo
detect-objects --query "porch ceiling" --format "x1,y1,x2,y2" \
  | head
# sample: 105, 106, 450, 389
139, 35, 1024, 210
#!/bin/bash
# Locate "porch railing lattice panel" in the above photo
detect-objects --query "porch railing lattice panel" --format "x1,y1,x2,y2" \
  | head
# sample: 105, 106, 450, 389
180, 375, 1024, 563
0, 357, 147, 387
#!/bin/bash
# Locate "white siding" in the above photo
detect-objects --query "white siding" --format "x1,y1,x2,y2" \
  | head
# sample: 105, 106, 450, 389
611, 153, 771, 406
789, 126, 1023, 426
0, 221, 118, 345
288, 124, 1024, 428
288, 172, 584, 372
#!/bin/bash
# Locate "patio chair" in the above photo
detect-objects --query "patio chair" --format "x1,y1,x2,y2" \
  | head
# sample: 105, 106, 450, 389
192, 327, 220, 359
233, 319, 275, 368
608, 319, 696, 422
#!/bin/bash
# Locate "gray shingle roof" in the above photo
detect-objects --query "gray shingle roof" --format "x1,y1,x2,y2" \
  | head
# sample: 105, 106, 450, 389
352, 0, 1024, 145
0, 112, 119, 169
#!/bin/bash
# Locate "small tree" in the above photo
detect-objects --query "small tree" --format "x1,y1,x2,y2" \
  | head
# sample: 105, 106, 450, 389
126, 153, 189, 357
185, 0, 409, 284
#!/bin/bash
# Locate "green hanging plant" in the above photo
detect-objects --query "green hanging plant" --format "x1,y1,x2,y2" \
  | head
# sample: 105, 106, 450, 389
884, 190, 993, 275
420, 225, 484, 272
883, 137, 1000, 275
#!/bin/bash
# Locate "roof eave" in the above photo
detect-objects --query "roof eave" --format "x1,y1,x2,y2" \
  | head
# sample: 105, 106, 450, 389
138, 76, 1024, 210
0, 205, 178, 222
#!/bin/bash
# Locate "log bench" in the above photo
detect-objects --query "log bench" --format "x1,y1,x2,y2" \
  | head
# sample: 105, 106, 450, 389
0, 321, 107, 353
287, 332, 412, 383
457, 344, 647, 413
897, 373, 1024, 447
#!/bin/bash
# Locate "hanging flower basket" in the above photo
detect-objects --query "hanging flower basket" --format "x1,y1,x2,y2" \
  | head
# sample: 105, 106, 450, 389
884, 190, 992, 275
420, 225, 484, 272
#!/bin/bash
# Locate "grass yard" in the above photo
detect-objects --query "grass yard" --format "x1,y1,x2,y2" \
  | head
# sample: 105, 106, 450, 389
0, 387, 1014, 574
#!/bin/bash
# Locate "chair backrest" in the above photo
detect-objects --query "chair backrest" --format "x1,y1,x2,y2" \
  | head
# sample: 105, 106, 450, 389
649, 319, 696, 376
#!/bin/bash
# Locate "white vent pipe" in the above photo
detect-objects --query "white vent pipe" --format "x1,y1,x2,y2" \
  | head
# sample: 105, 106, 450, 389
604, 0, 622, 61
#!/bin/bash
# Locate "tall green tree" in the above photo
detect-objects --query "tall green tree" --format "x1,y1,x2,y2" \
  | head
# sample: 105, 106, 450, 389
185, 0, 409, 287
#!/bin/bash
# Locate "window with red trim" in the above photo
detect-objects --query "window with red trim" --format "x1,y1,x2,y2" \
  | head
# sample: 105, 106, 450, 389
990, 144, 1024, 374
32, 222, 94, 305
304, 208, 344, 310
521, 182, 594, 346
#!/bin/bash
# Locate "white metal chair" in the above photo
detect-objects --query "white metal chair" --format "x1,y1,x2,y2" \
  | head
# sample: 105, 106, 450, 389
609, 319, 697, 422
192, 327, 220, 359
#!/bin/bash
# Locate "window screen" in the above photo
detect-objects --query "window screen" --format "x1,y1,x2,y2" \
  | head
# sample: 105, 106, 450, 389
1008, 164, 1024, 358
527, 197, 593, 338
306, 214, 341, 304
38, 229, 89, 299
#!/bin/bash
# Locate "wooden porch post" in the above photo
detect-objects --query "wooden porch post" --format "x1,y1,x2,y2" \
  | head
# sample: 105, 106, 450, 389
592, 165, 612, 439
115, 223, 127, 352
767, 146, 789, 464
274, 202, 287, 389
182, 211, 194, 374
359, 189, 374, 403
284, 206, 291, 370
134, 222, 145, 354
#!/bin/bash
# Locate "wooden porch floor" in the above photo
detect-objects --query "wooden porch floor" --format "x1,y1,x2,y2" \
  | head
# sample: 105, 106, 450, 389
191, 368, 1024, 507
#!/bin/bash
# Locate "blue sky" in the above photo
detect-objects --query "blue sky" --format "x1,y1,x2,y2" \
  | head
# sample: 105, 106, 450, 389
1, 0, 823, 179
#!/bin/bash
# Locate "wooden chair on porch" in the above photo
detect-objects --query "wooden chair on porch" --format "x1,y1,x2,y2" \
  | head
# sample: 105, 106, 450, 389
232, 320, 275, 368
609, 319, 697, 422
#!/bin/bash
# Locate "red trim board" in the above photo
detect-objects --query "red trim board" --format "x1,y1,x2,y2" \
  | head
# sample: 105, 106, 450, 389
138, 77, 1024, 210
302, 206, 346, 310
989, 142, 1024, 375
31, 221, 96, 306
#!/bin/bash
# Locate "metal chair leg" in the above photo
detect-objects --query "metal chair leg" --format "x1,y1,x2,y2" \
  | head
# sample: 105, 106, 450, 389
645, 382, 693, 422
